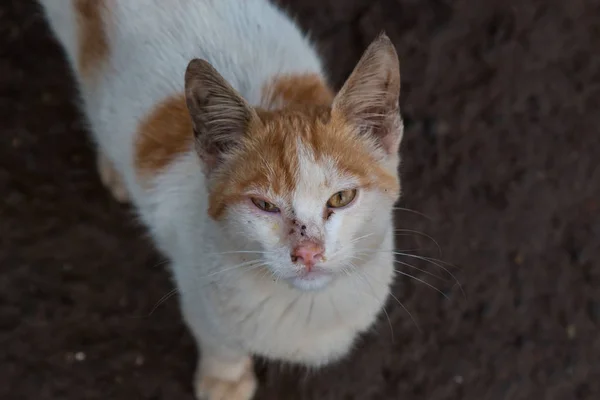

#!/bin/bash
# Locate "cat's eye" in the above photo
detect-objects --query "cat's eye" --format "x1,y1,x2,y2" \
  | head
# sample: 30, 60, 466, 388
327, 189, 357, 208
251, 198, 280, 213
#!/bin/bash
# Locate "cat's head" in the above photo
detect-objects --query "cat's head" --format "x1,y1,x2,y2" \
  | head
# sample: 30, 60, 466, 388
184, 34, 403, 291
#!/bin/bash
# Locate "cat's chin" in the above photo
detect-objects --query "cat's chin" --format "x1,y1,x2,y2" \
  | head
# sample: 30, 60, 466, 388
285, 270, 333, 291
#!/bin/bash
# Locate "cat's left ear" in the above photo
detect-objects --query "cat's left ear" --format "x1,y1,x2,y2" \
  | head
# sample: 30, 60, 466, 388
332, 33, 402, 155
185, 59, 261, 171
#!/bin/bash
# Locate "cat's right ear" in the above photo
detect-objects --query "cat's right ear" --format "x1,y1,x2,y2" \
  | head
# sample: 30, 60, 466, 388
184, 59, 260, 171
332, 33, 402, 156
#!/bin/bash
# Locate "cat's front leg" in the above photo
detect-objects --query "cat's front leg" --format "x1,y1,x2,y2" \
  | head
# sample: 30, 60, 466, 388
179, 293, 257, 400
194, 352, 257, 400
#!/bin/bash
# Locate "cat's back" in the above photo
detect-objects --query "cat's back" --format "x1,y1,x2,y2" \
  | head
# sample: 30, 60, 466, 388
109, 0, 323, 96
40, 0, 324, 102
39, 0, 325, 169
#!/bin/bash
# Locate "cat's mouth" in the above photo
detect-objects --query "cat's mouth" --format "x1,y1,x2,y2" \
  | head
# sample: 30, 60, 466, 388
283, 268, 333, 291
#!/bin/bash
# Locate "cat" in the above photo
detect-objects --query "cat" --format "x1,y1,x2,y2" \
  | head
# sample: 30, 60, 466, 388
38, 1, 403, 399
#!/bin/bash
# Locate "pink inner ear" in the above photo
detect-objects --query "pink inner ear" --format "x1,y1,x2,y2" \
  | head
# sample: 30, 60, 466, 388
381, 131, 400, 155
331, 36, 402, 155
381, 110, 403, 155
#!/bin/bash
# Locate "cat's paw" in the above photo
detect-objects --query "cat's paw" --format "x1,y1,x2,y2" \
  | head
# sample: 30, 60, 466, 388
194, 357, 257, 400
97, 152, 130, 203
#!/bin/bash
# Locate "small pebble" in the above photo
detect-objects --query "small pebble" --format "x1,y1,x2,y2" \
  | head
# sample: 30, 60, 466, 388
135, 355, 145, 366
74, 351, 86, 361
41, 92, 54, 104
567, 324, 576, 340
536, 171, 546, 180
585, 199, 598, 213
566, 365, 574, 375
514, 253, 523, 265
437, 120, 450, 136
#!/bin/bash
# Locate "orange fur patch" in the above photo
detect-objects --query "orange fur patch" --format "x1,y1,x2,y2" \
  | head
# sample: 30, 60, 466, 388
134, 80, 397, 219
73, 0, 111, 79
134, 94, 195, 179
301, 111, 399, 193
261, 74, 334, 109
208, 106, 399, 219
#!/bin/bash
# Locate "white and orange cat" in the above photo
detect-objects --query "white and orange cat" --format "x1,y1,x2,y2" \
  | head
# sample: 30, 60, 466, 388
39, 0, 403, 398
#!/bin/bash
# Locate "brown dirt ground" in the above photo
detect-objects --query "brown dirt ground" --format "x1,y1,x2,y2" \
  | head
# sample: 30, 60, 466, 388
1, 0, 599, 399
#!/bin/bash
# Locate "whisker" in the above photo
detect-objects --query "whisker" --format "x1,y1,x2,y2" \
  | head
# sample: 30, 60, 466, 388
351, 252, 450, 299
258, 267, 274, 282
327, 293, 343, 323
391, 206, 433, 221
392, 253, 465, 299
198, 259, 264, 280
204, 250, 273, 256
383, 245, 424, 253
305, 296, 316, 327
392, 258, 447, 281
393, 269, 449, 299
357, 249, 465, 299
350, 232, 377, 243
393, 229, 442, 256
352, 264, 421, 332
277, 294, 302, 328
239, 294, 273, 327
327, 232, 378, 261
358, 249, 459, 273
150, 258, 171, 269
348, 264, 395, 342
414, 254, 461, 270
355, 252, 446, 282
192, 262, 268, 291
387, 290, 421, 333
146, 288, 179, 316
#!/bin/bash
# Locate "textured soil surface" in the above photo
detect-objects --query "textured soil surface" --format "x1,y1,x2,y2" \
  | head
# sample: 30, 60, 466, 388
2, 0, 599, 399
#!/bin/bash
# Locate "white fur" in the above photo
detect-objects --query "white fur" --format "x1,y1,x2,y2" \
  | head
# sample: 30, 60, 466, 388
39, 1, 398, 398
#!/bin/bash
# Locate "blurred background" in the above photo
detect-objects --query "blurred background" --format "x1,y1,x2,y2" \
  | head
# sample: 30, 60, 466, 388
1, 0, 598, 399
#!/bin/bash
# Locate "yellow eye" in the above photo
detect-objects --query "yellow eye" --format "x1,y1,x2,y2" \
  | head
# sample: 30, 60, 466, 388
251, 198, 280, 213
327, 189, 357, 208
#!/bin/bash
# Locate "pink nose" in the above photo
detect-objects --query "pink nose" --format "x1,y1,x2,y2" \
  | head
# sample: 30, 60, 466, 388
291, 242, 324, 271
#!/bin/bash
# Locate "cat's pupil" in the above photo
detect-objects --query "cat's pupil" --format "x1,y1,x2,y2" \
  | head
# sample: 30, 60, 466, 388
251, 197, 279, 212
327, 189, 357, 208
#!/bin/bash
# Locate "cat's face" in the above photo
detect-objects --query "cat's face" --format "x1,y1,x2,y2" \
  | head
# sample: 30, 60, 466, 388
214, 110, 401, 290
185, 34, 402, 291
